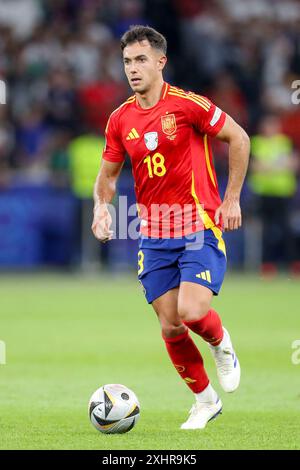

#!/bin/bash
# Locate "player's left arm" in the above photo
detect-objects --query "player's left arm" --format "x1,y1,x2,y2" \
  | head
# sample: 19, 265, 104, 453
215, 114, 250, 231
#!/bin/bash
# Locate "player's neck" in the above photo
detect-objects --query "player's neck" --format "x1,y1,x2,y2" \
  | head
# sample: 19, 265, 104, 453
135, 79, 165, 109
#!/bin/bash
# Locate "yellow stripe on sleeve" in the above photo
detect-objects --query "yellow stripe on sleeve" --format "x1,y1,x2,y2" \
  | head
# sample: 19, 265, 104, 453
191, 171, 214, 229
169, 87, 211, 110
168, 92, 210, 111
204, 134, 217, 188
191, 171, 226, 256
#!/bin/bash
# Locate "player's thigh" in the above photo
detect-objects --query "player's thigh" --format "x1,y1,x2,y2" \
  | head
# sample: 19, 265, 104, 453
152, 287, 185, 338
178, 229, 227, 321
137, 247, 184, 337
138, 247, 180, 304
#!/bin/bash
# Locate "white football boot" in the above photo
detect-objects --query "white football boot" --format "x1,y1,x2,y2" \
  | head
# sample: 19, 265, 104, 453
180, 398, 222, 430
208, 327, 241, 393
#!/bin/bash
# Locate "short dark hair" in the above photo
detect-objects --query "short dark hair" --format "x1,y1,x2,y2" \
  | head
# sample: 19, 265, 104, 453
120, 25, 167, 55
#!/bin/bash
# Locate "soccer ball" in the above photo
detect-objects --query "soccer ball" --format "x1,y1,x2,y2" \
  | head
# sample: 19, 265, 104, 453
88, 384, 140, 434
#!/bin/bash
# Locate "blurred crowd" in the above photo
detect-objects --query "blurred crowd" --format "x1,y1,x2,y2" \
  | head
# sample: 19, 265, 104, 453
0, 0, 300, 269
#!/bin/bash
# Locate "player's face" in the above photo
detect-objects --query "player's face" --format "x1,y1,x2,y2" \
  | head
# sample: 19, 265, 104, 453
123, 40, 166, 94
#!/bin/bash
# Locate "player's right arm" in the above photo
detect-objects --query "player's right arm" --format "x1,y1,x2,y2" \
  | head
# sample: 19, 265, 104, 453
92, 160, 124, 242
92, 111, 126, 243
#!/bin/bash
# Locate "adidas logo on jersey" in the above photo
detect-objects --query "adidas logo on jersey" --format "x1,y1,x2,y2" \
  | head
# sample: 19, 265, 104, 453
126, 128, 140, 140
196, 270, 211, 283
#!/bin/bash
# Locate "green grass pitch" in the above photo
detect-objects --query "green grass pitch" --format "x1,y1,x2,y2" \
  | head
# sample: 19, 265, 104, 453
0, 273, 299, 450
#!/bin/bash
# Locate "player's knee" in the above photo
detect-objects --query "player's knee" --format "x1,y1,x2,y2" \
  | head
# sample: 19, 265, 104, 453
160, 322, 186, 339
178, 299, 210, 322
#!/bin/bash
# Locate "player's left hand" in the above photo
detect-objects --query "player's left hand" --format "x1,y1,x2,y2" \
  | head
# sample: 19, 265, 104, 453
214, 198, 242, 231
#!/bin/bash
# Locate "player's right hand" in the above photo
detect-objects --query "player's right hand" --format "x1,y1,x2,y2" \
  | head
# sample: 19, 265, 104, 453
214, 197, 242, 231
91, 203, 114, 243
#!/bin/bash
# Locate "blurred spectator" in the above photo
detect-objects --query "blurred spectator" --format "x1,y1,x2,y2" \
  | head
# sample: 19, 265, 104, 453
49, 129, 72, 188
15, 105, 50, 168
0, 106, 14, 187
68, 132, 105, 199
0, 0, 43, 39
210, 71, 248, 128
66, 28, 101, 83
249, 114, 298, 272
281, 106, 300, 152
45, 67, 79, 132
112, 0, 147, 38
77, 65, 127, 133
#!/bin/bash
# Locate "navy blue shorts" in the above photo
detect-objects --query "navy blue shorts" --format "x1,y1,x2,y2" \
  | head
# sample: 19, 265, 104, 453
137, 229, 227, 304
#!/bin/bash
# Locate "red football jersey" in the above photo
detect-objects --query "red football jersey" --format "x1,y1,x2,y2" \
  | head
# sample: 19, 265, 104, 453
102, 82, 226, 238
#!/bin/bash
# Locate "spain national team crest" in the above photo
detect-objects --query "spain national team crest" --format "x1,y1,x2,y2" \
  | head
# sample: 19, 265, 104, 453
144, 132, 158, 151
161, 113, 177, 136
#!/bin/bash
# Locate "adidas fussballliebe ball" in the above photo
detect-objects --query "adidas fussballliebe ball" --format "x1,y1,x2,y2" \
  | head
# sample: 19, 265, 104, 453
88, 384, 140, 434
